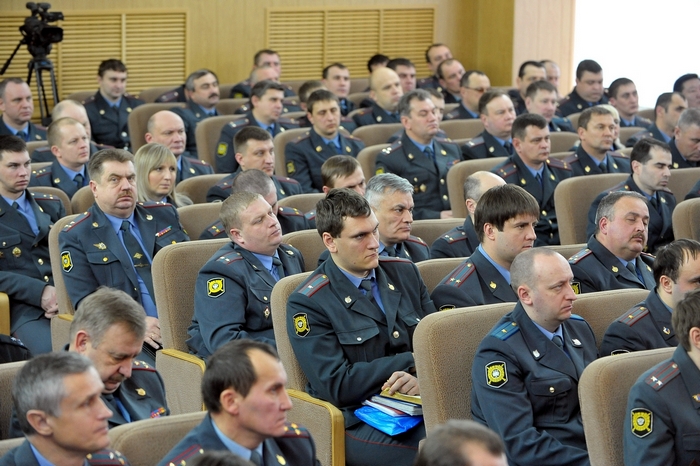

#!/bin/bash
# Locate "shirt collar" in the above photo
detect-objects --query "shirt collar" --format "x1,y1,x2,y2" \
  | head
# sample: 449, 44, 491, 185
105, 211, 136, 233
58, 163, 85, 180
523, 163, 544, 179
251, 250, 279, 271
197, 103, 217, 116
2, 190, 28, 210
407, 136, 433, 153
492, 135, 511, 147
320, 134, 341, 147
211, 417, 263, 462
3, 121, 29, 136
477, 244, 510, 284
338, 266, 377, 289
532, 321, 564, 341
461, 104, 479, 119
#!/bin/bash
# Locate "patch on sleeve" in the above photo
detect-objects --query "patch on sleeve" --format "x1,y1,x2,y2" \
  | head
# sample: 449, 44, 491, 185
439, 304, 455, 311
61, 251, 73, 272
631, 408, 653, 438
571, 281, 581, 295
375, 166, 385, 175
287, 161, 295, 175
293, 313, 310, 337
207, 278, 225, 297
485, 361, 508, 388
217, 142, 228, 156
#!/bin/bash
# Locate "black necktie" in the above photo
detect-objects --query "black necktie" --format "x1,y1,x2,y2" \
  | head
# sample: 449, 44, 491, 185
74, 173, 84, 188
271, 256, 285, 281
11, 201, 19, 210
383, 245, 396, 257
16, 131, 27, 142
120, 220, 155, 299
626, 260, 645, 285
328, 141, 342, 155
359, 279, 376, 305
599, 159, 608, 173
249, 450, 262, 466
424, 146, 435, 163
552, 334, 564, 348
535, 173, 543, 187
504, 141, 513, 155
267, 125, 275, 136
650, 196, 661, 214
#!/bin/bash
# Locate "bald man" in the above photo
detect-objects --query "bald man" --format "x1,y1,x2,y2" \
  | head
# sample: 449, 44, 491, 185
353, 67, 404, 127
431, 171, 505, 258
144, 110, 213, 182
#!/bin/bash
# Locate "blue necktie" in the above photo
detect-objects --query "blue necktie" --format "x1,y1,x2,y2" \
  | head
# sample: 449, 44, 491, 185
74, 173, 84, 188
424, 146, 435, 163
16, 131, 27, 142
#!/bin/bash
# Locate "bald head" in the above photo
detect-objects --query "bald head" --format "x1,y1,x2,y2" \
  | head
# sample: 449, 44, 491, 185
251, 66, 279, 85
370, 67, 403, 113
52, 100, 91, 140
464, 171, 507, 219
144, 110, 186, 157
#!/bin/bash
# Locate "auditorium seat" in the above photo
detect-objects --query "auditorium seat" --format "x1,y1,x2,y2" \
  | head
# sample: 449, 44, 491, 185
357, 143, 390, 181
127, 102, 186, 153
281, 230, 326, 272
174, 174, 228, 204
446, 158, 508, 218
194, 114, 246, 168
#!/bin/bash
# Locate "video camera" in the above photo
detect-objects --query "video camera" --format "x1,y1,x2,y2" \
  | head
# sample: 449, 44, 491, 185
20, 2, 64, 59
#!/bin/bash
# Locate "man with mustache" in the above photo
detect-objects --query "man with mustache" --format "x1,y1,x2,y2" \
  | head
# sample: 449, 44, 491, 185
569, 191, 655, 294
471, 248, 597, 466
431, 184, 538, 310
8, 287, 169, 438
188, 190, 305, 358
586, 138, 675, 253
170, 69, 221, 158
29, 117, 91, 198
58, 149, 190, 363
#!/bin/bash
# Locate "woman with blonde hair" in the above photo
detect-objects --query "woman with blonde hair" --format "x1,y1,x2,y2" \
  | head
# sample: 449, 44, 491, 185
134, 142, 192, 207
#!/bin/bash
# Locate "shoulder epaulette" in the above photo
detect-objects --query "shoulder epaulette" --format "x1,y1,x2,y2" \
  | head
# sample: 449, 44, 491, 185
568, 248, 592, 264
355, 108, 372, 116
274, 175, 300, 185
297, 273, 330, 297
640, 251, 655, 259
205, 222, 226, 238
434, 135, 456, 145
490, 320, 520, 340
441, 227, 466, 244
138, 201, 173, 208
378, 256, 412, 263
188, 158, 209, 166
31, 192, 58, 201
494, 162, 517, 178
465, 136, 484, 147
282, 422, 311, 438
132, 360, 157, 372
62, 211, 91, 231
228, 119, 250, 129
278, 116, 297, 125
304, 210, 315, 221
569, 313, 585, 321
216, 251, 243, 265
154, 89, 180, 102
644, 360, 680, 391
33, 145, 51, 154
441, 260, 475, 288
610, 151, 630, 160
604, 181, 628, 195
215, 179, 232, 189
546, 157, 572, 171
278, 206, 303, 217
83, 94, 96, 104
563, 153, 579, 164
381, 140, 403, 155
405, 235, 427, 246
292, 131, 312, 144
167, 444, 202, 465
616, 306, 650, 326
343, 133, 363, 142
237, 104, 251, 113
87, 449, 130, 464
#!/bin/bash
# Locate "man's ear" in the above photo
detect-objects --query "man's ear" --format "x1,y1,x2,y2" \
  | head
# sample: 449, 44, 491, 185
73, 330, 90, 354
26, 409, 52, 436
219, 388, 242, 416
517, 285, 533, 305
322, 232, 337, 253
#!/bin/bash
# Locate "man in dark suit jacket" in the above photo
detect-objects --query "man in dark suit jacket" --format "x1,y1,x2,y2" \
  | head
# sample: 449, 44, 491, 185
158, 340, 319, 466
188, 191, 305, 358
0, 78, 46, 142
0, 136, 65, 354
472, 248, 597, 466
666, 107, 700, 169
431, 184, 538, 310
352, 67, 403, 128
625, 92, 687, 148
29, 117, 90, 198
443, 70, 489, 121
608, 78, 652, 129
557, 59, 608, 117
461, 90, 516, 160
417, 43, 452, 93
170, 69, 221, 158
83, 59, 144, 150
376, 89, 460, 219
2, 352, 130, 466
287, 189, 436, 466
524, 80, 575, 133
569, 191, 655, 294
58, 149, 189, 355
586, 138, 675, 253
508, 60, 546, 116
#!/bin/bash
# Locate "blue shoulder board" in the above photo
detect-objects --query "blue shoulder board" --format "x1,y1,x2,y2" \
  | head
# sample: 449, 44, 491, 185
490, 321, 520, 340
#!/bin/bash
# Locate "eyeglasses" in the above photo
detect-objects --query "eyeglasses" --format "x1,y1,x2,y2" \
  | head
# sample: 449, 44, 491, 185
464, 87, 490, 94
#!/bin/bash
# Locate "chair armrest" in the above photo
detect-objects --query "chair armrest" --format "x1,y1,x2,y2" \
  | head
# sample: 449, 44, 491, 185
0, 293, 9, 335
51, 314, 74, 351
156, 349, 206, 415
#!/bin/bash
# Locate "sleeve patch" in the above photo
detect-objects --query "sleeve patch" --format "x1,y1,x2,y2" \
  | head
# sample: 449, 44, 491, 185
631, 408, 653, 438
293, 313, 310, 337
207, 277, 225, 297
485, 361, 508, 388
61, 251, 73, 272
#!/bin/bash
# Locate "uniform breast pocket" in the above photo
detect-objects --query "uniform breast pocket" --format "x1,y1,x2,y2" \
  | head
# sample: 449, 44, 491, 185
155, 227, 189, 249
398, 310, 422, 340
0, 233, 22, 269
529, 376, 573, 423
337, 326, 381, 363
683, 433, 700, 452
86, 250, 125, 287
248, 287, 272, 329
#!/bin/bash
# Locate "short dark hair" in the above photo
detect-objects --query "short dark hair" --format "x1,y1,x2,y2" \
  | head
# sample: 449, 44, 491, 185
398, 89, 432, 118
250, 80, 285, 101
653, 239, 700, 286
575, 59, 602, 80
518, 60, 544, 78
234, 126, 272, 154
655, 92, 683, 114
387, 58, 414, 70
253, 49, 278, 67
673, 73, 700, 94
525, 80, 557, 100
298, 80, 324, 104
512, 113, 547, 140
202, 340, 279, 413
478, 90, 509, 115
306, 89, 339, 114
460, 70, 486, 88
474, 184, 539, 243
315, 188, 372, 238
424, 43, 447, 64
0, 135, 27, 160
577, 105, 612, 130
98, 59, 127, 77
436, 58, 458, 80
189, 451, 253, 466
673, 288, 700, 351
0, 77, 26, 99
322, 155, 361, 188
630, 137, 671, 167
414, 419, 506, 466
322, 63, 347, 80
185, 69, 218, 92
607, 77, 633, 100
367, 54, 390, 73
87, 148, 133, 181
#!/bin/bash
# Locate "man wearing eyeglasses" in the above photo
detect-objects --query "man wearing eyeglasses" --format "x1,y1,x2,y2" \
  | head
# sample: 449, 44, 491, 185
444, 70, 490, 121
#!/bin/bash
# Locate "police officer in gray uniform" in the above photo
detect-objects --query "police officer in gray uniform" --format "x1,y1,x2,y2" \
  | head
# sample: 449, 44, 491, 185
376, 89, 460, 220
188, 191, 305, 358
557, 59, 608, 117
431, 185, 538, 310
624, 288, 700, 466
461, 91, 516, 160
472, 248, 597, 466
625, 92, 687, 148
600, 239, 700, 356
84, 59, 144, 150
352, 67, 403, 128
170, 69, 220, 158
0, 136, 65, 355
569, 191, 655, 294
0, 78, 46, 142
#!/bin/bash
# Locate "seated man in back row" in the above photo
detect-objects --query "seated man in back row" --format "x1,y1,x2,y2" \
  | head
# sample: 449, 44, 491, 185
288, 189, 436, 466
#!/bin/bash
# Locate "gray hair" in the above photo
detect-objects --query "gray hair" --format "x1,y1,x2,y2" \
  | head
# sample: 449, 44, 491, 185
365, 173, 413, 208
185, 69, 218, 92
677, 108, 700, 130
398, 89, 432, 118
510, 247, 562, 292
70, 287, 147, 346
51, 99, 86, 120
594, 191, 647, 235
13, 352, 95, 435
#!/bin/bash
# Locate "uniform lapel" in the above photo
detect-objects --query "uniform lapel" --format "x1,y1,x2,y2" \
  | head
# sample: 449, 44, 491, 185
27, 192, 52, 242
1, 195, 36, 237
470, 249, 516, 302
401, 134, 437, 175
375, 264, 401, 333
